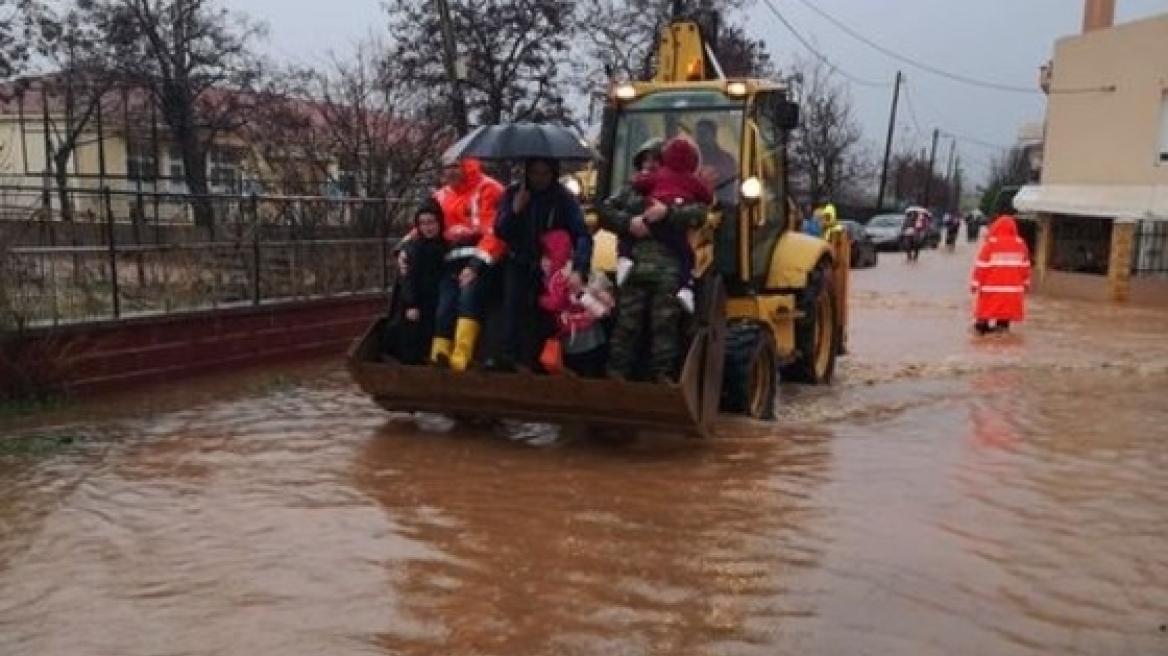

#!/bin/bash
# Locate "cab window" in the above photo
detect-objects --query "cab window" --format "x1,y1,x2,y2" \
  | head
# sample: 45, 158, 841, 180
608, 91, 744, 198
749, 90, 792, 286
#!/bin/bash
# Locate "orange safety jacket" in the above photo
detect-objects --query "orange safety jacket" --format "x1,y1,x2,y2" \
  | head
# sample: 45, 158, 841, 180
402, 158, 506, 267
971, 215, 1031, 322
433, 158, 506, 267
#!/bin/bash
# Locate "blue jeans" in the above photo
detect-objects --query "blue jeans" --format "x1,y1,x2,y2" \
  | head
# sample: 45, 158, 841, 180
434, 274, 482, 339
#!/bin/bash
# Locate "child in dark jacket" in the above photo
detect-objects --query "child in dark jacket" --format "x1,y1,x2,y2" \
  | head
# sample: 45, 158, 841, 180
395, 199, 447, 364
616, 136, 712, 313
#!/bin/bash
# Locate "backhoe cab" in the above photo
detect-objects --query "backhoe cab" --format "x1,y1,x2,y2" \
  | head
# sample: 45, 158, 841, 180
586, 6, 850, 411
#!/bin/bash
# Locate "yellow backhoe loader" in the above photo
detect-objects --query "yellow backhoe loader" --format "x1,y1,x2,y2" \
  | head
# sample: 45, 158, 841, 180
347, 2, 850, 437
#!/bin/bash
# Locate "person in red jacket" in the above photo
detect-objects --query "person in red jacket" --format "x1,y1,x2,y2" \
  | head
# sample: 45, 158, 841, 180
400, 157, 505, 370
538, 229, 613, 377
970, 213, 1031, 335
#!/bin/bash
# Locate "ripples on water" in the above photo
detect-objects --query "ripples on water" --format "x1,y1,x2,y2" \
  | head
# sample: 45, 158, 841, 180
2, 252, 1167, 656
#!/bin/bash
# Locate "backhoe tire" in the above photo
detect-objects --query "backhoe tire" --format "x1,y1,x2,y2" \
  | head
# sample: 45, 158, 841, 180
781, 257, 840, 385
719, 320, 777, 420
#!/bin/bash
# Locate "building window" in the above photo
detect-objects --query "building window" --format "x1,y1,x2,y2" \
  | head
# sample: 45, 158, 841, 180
1159, 91, 1168, 165
166, 145, 187, 192
208, 147, 241, 190
126, 140, 157, 181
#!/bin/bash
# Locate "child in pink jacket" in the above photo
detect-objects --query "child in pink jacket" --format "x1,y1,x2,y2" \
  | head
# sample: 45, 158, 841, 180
539, 230, 613, 377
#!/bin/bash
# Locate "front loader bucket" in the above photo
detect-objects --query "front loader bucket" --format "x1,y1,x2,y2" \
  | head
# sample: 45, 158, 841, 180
347, 317, 716, 437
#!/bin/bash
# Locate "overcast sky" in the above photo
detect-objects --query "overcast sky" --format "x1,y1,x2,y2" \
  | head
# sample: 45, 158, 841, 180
224, 0, 1168, 186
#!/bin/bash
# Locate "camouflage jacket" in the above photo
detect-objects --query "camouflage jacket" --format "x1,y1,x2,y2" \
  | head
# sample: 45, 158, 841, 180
597, 185, 709, 281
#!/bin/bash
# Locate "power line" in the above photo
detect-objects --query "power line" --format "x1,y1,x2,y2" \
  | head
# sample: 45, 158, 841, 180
785, 0, 1041, 95
903, 79, 1012, 153
946, 131, 1011, 152
757, 0, 890, 89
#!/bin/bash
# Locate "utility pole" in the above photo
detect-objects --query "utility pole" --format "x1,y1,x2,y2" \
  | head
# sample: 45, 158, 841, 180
943, 137, 957, 211
922, 127, 939, 208
952, 154, 963, 211
435, 0, 469, 136
41, 82, 54, 231
875, 70, 902, 211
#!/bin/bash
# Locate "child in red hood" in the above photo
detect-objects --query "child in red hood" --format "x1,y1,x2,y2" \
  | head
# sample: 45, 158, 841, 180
617, 136, 712, 313
539, 229, 613, 377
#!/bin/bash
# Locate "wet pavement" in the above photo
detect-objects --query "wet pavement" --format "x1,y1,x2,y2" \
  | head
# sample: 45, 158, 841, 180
3, 241, 1168, 656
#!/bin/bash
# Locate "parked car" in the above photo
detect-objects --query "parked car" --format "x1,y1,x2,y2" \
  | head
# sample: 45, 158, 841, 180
842, 220, 878, 268
865, 213, 905, 251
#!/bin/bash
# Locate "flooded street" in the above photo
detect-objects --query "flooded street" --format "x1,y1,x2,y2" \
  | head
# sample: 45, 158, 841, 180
3, 242, 1168, 656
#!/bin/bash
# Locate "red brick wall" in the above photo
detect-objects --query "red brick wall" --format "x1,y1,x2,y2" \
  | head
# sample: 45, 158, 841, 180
1, 295, 386, 398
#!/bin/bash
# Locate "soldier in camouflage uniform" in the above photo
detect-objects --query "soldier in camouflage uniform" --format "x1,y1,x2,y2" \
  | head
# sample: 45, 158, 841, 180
598, 138, 710, 381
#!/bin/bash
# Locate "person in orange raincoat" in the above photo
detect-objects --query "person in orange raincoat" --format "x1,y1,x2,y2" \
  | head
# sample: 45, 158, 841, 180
399, 157, 506, 370
970, 213, 1031, 335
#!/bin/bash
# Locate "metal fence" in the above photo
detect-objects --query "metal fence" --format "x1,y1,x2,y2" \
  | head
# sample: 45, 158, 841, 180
1132, 221, 1168, 278
1048, 215, 1111, 275
1, 186, 417, 328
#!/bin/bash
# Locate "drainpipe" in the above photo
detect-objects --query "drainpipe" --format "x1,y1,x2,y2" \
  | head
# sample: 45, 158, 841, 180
1082, 0, 1115, 33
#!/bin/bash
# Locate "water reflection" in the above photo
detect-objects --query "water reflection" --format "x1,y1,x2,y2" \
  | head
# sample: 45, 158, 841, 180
1, 246, 1167, 655
948, 369, 1168, 655
354, 422, 832, 655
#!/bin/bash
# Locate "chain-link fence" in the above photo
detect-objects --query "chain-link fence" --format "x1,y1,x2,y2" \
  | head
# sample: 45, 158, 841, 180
1, 186, 421, 329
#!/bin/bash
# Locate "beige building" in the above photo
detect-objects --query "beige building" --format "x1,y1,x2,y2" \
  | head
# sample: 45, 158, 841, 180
1016, 0, 1168, 306
0, 79, 394, 226
0, 82, 251, 223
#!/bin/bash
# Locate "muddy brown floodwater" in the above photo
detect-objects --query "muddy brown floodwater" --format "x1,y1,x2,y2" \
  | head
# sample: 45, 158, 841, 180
3, 241, 1168, 656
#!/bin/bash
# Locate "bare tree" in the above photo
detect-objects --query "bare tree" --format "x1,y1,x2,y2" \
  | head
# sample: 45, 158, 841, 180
387, 0, 575, 128
0, 0, 49, 78
787, 56, 864, 206
251, 39, 449, 233
979, 146, 1030, 215
26, 3, 123, 222
573, 0, 673, 86
715, 21, 776, 78
988, 145, 1030, 187
84, 0, 265, 228
571, 0, 756, 125
889, 151, 955, 210
243, 78, 328, 196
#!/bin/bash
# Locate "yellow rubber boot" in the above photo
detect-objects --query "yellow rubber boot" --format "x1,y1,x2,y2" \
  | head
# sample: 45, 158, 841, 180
449, 318, 481, 372
429, 337, 453, 367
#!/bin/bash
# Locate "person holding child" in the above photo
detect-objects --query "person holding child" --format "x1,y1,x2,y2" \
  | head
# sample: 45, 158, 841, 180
395, 158, 506, 371
615, 135, 712, 314
598, 136, 712, 382
426, 157, 506, 371
493, 157, 593, 372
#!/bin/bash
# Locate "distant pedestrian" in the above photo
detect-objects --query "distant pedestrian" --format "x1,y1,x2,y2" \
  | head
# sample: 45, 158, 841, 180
966, 213, 982, 242
970, 213, 1031, 335
902, 209, 928, 262
944, 213, 961, 251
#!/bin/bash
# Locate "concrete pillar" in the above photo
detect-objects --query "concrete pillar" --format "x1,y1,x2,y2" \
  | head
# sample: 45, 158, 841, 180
1108, 218, 1135, 303
1034, 214, 1053, 286
1082, 0, 1115, 33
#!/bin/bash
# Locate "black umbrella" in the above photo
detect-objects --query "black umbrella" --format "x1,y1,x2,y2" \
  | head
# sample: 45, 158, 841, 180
442, 123, 597, 163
